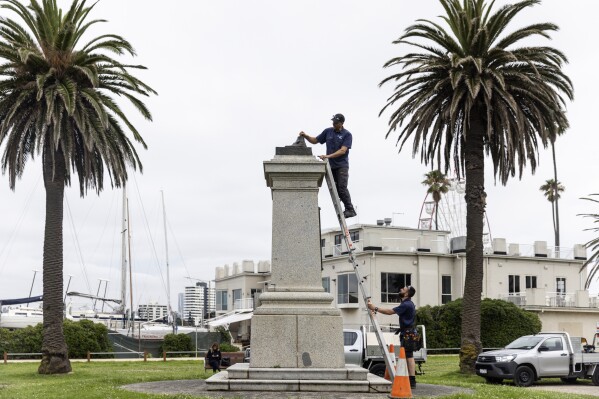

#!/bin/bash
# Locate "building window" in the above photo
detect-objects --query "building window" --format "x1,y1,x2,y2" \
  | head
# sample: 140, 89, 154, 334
508, 275, 520, 294
334, 231, 359, 245
441, 275, 452, 304
334, 234, 342, 246
337, 273, 358, 304
216, 290, 228, 311
381, 273, 411, 303
321, 238, 326, 248
232, 289, 242, 309
556, 277, 566, 295
525, 276, 537, 289
322, 277, 330, 293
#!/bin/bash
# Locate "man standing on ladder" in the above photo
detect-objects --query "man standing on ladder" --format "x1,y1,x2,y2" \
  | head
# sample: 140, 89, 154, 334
300, 113, 357, 218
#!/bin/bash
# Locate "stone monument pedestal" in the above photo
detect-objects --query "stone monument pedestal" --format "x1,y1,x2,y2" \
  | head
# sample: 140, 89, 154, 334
206, 142, 390, 393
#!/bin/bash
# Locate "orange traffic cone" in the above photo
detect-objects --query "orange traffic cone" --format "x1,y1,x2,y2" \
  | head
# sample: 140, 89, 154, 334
384, 344, 394, 381
388, 347, 412, 399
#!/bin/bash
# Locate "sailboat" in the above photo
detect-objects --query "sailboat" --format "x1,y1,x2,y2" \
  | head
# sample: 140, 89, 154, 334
110, 190, 203, 339
0, 295, 43, 329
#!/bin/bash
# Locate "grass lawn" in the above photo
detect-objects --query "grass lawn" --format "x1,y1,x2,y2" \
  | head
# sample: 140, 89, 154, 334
0, 355, 596, 399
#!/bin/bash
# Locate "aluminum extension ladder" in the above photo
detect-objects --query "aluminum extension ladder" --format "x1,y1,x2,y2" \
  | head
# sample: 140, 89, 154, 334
323, 160, 396, 379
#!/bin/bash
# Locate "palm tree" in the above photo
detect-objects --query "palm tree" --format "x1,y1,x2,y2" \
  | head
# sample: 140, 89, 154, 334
379, 0, 572, 372
579, 194, 599, 290
0, 0, 155, 374
422, 170, 450, 229
540, 178, 565, 252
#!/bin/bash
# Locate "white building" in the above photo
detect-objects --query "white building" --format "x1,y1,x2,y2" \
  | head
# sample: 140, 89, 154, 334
137, 303, 168, 321
184, 282, 215, 326
214, 221, 599, 342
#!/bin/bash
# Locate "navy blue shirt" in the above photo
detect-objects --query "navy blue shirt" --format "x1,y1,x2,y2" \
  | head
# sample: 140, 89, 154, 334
316, 127, 352, 169
392, 298, 415, 328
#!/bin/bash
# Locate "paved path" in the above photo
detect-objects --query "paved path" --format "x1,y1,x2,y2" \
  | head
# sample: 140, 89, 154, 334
122, 379, 473, 398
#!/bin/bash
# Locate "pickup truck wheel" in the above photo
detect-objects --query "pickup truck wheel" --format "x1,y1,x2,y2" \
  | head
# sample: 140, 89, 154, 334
370, 363, 387, 378
485, 377, 503, 384
560, 377, 577, 384
592, 367, 599, 386
514, 365, 535, 387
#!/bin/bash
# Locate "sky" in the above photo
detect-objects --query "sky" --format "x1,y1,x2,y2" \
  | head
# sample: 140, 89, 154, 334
1, 0, 598, 312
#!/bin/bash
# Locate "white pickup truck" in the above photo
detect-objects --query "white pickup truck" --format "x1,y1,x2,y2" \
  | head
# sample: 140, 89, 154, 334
343, 325, 427, 377
475, 332, 599, 386
243, 325, 427, 375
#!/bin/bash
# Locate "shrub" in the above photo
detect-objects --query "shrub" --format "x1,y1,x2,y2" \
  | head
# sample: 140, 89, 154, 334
215, 326, 231, 344
161, 333, 193, 357
0, 319, 112, 358
219, 342, 239, 352
416, 298, 541, 349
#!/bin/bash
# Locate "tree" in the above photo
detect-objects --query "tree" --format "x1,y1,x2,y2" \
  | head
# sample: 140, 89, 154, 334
379, 0, 572, 372
579, 194, 599, 290
540, 177, 565, 251
0, 0, 155, 374
422, 170, 450, 230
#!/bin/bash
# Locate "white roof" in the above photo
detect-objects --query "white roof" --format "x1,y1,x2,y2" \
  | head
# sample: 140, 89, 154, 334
207, 311, 252, 327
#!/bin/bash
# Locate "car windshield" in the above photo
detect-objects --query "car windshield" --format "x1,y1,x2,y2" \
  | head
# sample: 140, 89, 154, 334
505, 336, 544, 350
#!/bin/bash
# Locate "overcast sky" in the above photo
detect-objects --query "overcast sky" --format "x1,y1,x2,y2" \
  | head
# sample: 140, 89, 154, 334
1, 0, 598, 312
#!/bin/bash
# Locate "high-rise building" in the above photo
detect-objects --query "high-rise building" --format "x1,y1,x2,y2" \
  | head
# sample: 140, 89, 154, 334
177, 293, 185, 317
183, 282, 215, 326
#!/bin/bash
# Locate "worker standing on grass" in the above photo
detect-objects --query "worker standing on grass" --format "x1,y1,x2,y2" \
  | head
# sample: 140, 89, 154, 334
367, 286, 418, 389
300, 113, 357, 218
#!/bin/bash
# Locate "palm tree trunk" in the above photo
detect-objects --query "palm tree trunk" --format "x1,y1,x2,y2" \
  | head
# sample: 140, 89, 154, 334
459, 111, 486, 373
38, 147, 71, 374
551, 143, 560, 256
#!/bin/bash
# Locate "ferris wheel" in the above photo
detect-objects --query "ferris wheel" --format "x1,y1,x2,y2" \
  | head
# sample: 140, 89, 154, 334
418, 176, 492, 248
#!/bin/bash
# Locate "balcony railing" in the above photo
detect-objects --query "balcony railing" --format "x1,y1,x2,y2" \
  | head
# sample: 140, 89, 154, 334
234, 298, 254, 311
321, 232, 584, 260
545, 292, 575, 307
499, 293, 527, 306
500, 292, 583, 308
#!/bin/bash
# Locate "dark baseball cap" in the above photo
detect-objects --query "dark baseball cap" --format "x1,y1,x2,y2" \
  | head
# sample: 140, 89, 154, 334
331, 113, 345, 123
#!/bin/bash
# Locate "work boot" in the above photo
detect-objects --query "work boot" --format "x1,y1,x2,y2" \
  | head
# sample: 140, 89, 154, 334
409, 376, 416, 388
343, 208, 357, 218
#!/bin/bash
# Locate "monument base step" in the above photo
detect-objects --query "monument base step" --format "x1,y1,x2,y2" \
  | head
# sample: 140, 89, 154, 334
226, 363, 368, 380
205, 365, 391, 393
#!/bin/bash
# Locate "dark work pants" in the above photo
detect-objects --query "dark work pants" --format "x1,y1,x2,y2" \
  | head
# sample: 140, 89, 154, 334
331, 167, 354, 211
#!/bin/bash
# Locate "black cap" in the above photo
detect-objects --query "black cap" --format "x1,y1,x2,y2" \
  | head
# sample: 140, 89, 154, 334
331, 113, 345, 123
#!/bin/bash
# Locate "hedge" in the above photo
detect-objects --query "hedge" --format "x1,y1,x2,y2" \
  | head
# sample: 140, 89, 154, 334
416, 298, 542, 349
0, 319, 113, 358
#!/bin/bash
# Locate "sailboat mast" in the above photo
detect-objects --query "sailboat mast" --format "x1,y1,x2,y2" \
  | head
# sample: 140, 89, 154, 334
120, 186, 128, 313
127, 198, 134, 329
161, 191, 173, 330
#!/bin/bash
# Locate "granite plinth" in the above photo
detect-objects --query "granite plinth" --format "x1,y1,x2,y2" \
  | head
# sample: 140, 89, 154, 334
250, 314, 344, 368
